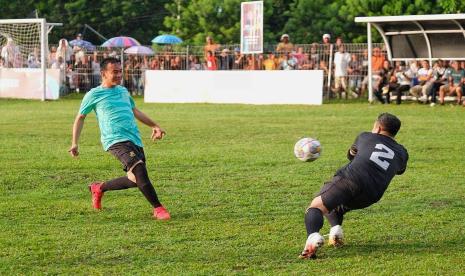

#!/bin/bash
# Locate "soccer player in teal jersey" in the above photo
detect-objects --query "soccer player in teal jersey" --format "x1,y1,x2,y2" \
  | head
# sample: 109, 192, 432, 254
69, 57, 170, 220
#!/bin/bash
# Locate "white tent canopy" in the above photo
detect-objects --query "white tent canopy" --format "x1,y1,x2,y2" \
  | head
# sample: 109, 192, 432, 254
355, 14, 465, 102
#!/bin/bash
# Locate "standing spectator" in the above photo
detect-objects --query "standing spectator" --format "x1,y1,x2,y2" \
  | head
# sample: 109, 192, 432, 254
218, 48, 233, 70
279, 53, 297, 70
276, 34, 294, 54
439, 60, 464, 105
206, 50, 217, 70
91, 52, 101, 87
310, 43, 320, 65
233, 48, 244, 70
188, 55, 201, 70
204, 36, 219, 60
57, 38, 72, 65
322, 34, 332, 56
27, 47, 40, 68
333, 46, 352, 98
49, 46, 57, 67
372, 47, 385, 72
1, 37, 18, 67
263, 53, 277, 70
348, 53, 363, 95
335, 37, 343, 48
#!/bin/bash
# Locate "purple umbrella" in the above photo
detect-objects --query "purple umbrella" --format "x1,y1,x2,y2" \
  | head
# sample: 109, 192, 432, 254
69, 39, 96, 51
102, 36, 141, 48
124, 45, 154, 55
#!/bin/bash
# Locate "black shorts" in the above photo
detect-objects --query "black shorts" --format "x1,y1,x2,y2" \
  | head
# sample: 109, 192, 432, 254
318, 175, 377, 213
108, 141, 146, 172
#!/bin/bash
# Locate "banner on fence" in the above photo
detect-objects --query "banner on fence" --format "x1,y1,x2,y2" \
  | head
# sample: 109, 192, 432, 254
144, 70, 323, 105
240, 1, 263, 54
0, 68, 60, 100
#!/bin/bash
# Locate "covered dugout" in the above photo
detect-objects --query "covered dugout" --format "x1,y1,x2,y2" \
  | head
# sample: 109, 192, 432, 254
355, 14, 465, 102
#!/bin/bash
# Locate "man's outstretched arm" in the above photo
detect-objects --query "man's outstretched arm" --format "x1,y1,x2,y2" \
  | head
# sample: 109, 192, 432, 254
69, 114, 86, 157
133, 108, 166, 141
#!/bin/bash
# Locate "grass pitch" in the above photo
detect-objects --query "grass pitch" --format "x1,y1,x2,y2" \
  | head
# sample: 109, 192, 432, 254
0, 96, 464, 274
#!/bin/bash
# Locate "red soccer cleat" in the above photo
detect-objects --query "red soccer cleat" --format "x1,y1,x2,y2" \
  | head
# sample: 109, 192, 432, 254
88, 182, 104, 210
153, 206, 171, 220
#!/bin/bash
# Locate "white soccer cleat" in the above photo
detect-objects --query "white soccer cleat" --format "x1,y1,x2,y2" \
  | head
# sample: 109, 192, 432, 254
299, 232, 324, 259
328, 225, 344, 247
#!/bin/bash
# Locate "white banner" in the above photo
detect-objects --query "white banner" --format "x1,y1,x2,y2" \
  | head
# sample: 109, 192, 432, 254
0, 68, 60, 100
240, 1, 263, 54
144, 70, 323, 105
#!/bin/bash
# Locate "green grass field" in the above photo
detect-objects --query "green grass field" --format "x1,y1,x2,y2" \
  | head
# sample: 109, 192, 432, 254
1, 96, 464, 274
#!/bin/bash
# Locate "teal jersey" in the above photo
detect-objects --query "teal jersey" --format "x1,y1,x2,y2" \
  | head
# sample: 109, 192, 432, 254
79, 85, 143, 151
449, 69, 465, 85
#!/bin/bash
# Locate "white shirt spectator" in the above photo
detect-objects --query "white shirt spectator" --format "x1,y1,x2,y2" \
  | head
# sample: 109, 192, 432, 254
417, 67, 433, 83
334, 51, 351, 77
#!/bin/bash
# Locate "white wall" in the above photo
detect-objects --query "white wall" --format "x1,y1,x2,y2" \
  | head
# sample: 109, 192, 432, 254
144, 70, 323, 105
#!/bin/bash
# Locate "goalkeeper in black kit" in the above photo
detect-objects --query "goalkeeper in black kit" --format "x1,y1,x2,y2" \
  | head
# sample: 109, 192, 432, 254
299, 113, 409, 259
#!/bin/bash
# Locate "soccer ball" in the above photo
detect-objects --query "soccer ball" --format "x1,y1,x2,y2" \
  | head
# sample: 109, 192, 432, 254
294, 137, 322, 162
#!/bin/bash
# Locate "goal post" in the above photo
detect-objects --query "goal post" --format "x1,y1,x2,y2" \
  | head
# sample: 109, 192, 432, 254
0, 18, 61, 101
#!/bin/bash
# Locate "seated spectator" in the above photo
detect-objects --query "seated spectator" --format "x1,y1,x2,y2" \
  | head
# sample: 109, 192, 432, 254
374, 60, 396, 104
410, 60, 433, 102
276, 34, 294, 54
391, 61, 413, 105
439, 60, 464, 105
431, 59, 447, 104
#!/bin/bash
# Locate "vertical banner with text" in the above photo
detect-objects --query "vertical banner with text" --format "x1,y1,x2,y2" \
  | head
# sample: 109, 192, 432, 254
240, 1, 263, 54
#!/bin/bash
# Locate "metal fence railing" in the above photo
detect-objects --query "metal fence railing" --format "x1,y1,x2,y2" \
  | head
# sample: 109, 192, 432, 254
45, 42, 388, 99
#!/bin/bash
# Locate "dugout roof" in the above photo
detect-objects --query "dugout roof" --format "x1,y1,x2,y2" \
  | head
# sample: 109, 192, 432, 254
355, 14, 465, 61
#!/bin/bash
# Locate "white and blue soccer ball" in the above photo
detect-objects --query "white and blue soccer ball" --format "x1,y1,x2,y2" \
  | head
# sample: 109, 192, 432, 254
294, 137, 322, 162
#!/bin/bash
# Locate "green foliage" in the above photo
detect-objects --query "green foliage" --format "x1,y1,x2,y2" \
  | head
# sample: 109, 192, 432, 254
0, 0, 463, 44
1, 97, 465, 274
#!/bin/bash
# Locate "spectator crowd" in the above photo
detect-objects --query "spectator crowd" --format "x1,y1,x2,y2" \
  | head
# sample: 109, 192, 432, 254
1, 32, 464, 105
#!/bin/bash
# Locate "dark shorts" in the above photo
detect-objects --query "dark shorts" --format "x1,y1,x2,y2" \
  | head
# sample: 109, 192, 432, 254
318, 175, 377, 213
108, 141, 145, 172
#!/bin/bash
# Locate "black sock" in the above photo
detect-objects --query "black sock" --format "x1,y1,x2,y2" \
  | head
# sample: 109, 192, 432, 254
132, 163, 162, 208
326, 209, 344, 227
305, 208, 324, 236
101, 177, 137, 192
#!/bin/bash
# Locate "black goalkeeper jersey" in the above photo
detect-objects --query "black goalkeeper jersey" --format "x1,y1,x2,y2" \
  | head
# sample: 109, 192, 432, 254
335, 132, 408, 200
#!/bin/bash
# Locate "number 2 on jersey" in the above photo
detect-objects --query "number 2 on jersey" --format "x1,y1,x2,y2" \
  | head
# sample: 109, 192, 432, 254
369, 144, 394, 170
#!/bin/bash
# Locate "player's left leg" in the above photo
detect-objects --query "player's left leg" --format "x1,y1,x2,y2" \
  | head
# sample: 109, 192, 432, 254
299, 176, 358, 259
128, 161, 171, 220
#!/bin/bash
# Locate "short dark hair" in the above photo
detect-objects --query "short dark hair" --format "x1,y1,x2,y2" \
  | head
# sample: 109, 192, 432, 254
377, 113, 401, 137
100, 57, 120, 71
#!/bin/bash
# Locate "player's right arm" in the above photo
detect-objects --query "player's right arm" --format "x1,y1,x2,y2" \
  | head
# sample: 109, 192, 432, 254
69, 90, 95, 157
69, 114, 86, 157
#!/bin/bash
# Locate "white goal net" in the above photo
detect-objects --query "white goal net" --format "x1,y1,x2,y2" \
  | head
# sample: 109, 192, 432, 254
0, 20, 42, 68
0, 19, 61, 100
